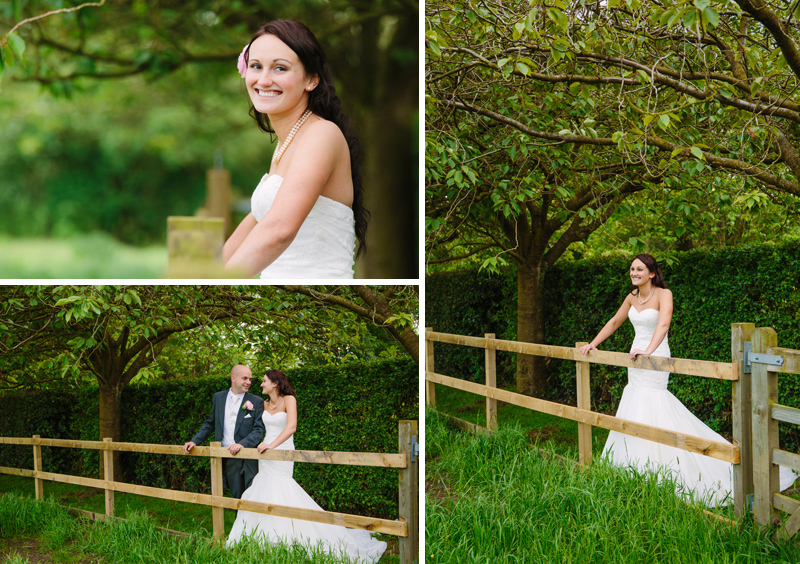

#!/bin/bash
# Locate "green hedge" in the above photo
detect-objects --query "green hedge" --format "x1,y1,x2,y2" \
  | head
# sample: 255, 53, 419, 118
426, 241, 800, 449
0, 358, 417, 519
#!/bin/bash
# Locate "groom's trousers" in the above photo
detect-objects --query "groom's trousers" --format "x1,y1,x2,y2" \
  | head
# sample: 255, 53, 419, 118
223, 458, 258, 509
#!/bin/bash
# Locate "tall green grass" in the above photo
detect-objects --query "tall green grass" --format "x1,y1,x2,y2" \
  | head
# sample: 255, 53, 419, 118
426, 408, 800, 564
0, 493, 394, 563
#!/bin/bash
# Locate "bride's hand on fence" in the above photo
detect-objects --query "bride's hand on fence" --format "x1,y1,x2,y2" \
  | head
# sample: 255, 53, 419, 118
580, 343, 596, 356
630, 348, 646, 360
256, 442, 271, 454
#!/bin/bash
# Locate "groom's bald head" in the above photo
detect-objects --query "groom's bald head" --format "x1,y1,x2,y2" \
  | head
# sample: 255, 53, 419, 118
230, 365, 252, 394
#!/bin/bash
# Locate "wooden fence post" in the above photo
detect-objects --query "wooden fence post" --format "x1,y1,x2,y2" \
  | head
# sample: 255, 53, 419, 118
398, 420, 419, 564
204, 168, 232, 236
426, 327, 435, 408
576, 343, 592, 466
751, 327, 780, 527
486, 333, 497, 431
732, 323, 755, 518
32, 435, 43, 500
210, 441, 225, 543
103, 438, 115, 519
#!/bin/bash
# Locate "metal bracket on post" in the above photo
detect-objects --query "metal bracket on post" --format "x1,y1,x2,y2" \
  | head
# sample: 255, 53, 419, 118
744, 341, 784, 373
744, 341, 751, 374
411, 435, 419, 463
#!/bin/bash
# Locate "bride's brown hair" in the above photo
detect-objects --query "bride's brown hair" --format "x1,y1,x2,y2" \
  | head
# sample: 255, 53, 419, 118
264, 369, 296, 397
629, 253, 667, 296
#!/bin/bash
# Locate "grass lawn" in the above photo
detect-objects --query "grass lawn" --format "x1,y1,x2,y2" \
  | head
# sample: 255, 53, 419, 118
0, 234, 167, 278
0, 492, 395, 564
426, 383, 800, 523
0, 475, 397, 562
0, 474, 230, 535
425, 408, 800, 563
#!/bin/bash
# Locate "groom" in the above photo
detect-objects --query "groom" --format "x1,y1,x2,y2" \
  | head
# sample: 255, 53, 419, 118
183, 364, 265, 500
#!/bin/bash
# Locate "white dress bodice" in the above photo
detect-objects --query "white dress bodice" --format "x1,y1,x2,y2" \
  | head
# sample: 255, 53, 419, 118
628, 307, 669, 390
259, 410, 293, 478
251, 174, 355, 279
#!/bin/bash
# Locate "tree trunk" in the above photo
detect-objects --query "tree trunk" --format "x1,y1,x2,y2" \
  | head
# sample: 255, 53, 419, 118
98, 379, 123, 481
516, 261, 548, 396
355, 15, 418, 278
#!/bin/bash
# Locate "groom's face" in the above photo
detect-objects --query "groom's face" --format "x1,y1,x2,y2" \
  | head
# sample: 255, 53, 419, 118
231, 368, 253, 395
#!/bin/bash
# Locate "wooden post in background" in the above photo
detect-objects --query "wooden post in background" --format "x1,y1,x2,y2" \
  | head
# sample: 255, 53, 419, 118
576, 343, 592, 466
32, 434, 43, 500
732, 323, 755, 518
210, 441, 225, 543
166, 217, 243, 278
751, 327, 780, 527
486, 333, 497, 431
204, 169, 232, 236
103, 438, 115, 519
426, 328, 435, 408
398, 420, 418, 564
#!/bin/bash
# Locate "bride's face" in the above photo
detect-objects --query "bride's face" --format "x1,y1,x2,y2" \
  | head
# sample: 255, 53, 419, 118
261, 377, 277, 395
630, 259, 654, 287
245, 34, 318, 117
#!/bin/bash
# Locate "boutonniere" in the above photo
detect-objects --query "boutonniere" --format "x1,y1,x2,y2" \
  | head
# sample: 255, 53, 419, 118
242, 400, 254, 411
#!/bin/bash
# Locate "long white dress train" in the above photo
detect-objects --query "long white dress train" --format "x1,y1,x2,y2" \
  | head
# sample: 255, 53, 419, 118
250, 174, 356, 279
225, 411, 387, 563
602, 307, 797, 506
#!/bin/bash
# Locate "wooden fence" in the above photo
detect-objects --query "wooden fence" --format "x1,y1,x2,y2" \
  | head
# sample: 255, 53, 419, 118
748, 327, 800, 538
425, 323, 800, 537
0, 420, 419, 564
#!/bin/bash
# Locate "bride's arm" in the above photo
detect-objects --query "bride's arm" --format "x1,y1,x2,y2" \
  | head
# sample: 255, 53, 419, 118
223, 213, 258, 263
257, 396, 298, 452
580, 295, 633, 356
224, 122, 341, 277
643, 289, 673, 355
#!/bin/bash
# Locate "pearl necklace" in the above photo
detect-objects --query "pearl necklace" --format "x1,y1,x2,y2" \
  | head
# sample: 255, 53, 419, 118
271, 109, 312, 164
268, 395, 283, 410
637, 285, 655, 304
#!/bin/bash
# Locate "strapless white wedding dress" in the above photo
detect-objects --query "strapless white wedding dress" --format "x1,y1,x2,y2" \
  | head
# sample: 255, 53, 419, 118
251, 174, 355, 279
225, 411, 387, 563
602, 307, 797, 506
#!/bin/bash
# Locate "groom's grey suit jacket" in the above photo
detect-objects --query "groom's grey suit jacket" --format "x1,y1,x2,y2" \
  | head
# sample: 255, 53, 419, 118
190, 390, 265, 498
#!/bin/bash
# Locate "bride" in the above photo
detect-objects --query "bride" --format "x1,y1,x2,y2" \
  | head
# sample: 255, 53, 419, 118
223, 19, 368, 279
579, 254, 796, 506
226, 370, 387, 563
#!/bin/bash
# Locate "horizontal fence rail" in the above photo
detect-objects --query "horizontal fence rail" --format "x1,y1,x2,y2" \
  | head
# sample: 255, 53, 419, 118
426, 371, 738, 463
426, 330, 738, 380
0, 437, 406, 468
0, 465, 404, 534
765, 347, 800, 374
0, 419, 419, 563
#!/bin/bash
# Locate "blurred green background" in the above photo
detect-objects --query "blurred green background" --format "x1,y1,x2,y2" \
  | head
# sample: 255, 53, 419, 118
0, 0, 418, 279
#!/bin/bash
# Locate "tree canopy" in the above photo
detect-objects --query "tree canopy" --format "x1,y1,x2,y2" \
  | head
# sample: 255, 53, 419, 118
426, 0, 800, 394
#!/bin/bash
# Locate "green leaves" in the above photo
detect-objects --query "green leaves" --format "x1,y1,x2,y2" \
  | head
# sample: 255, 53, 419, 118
546, 8, 569, 32
0, 32, 26, 84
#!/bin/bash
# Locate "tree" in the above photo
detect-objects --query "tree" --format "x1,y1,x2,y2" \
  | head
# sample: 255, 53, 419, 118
1, 0, 418, 277
278, 285, 419, 361
0, 285, 418, 478
426, 0, 800, 395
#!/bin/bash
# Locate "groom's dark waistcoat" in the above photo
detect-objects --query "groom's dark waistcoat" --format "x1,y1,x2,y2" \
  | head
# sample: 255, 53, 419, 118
191, 390, 265, 450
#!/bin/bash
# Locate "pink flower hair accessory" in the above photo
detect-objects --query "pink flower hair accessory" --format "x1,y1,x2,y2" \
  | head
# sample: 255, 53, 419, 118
237, 44, 249, 78
242, 400, 254, 411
